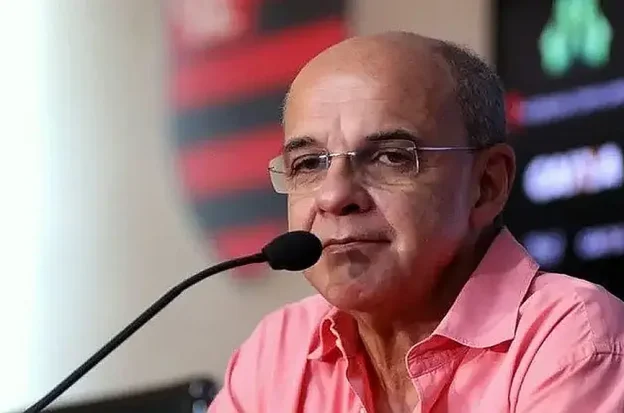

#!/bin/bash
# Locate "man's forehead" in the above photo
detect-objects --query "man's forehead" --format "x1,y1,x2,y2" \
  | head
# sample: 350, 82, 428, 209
290, 72, 382, 104
282, 129, 427, 154
282, 33, 460, 148
286, 44, 445, 104
283, 71, 439, 148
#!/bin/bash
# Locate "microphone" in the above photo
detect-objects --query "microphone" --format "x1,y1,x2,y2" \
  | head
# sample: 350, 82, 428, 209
23, 230, 322, 413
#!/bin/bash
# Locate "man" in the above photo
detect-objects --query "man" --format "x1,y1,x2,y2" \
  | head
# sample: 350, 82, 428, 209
208, 32, 624, 412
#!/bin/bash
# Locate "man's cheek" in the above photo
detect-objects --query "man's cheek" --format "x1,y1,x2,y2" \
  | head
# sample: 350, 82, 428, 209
388, 192, 438, 224
287, 197, 316, 231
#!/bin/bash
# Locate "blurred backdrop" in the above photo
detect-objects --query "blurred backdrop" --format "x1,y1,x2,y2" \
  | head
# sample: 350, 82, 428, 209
1, 0, 621, 412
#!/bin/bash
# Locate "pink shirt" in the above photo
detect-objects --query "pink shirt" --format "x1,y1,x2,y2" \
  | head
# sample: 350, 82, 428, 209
209, 229, 624, 412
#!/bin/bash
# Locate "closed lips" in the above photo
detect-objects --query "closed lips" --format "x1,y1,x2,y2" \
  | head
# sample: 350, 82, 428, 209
322, 237, 389, 248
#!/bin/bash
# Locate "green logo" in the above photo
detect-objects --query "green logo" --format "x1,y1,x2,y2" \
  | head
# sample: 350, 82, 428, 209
539, 0, 613, 77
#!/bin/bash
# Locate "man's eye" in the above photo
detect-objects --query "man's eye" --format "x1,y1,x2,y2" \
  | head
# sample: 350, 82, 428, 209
372, 149, 413, 166
290, 155, 324, 173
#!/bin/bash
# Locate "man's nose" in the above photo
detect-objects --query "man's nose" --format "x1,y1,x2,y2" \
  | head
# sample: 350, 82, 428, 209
314, 159, 372, 216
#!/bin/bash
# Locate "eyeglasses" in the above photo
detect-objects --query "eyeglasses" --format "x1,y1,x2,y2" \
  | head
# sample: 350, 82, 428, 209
268, 138, 480, 194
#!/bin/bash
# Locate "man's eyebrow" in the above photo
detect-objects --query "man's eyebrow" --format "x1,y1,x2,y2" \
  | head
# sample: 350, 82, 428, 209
282, 129, 424, 153
364, 129, 425, 145
282, 136, 319, 154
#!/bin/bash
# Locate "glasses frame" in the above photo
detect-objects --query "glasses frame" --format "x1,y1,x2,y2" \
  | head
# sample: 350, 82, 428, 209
268, 138, 482, 194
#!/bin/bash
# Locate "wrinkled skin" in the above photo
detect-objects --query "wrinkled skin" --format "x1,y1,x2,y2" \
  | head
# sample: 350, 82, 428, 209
282, 32, 515, 411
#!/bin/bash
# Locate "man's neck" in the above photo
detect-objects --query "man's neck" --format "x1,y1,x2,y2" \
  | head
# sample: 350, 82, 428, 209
351, 226, 500, 407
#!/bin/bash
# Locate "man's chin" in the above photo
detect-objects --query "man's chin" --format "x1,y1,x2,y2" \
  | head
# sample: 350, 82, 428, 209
322, 281, 382, 312
305, 261, 398, 311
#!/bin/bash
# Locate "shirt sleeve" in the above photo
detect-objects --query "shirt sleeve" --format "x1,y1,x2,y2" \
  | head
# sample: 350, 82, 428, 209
207, 308, 281, 413
207, 348, 246, 413
515, 352, 624, 412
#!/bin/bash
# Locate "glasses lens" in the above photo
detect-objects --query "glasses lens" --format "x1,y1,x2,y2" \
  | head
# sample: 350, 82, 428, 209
268, 140, 420, 194
269, 153, 328, 194
269, 156, 287, 194
356, 140, 419, 186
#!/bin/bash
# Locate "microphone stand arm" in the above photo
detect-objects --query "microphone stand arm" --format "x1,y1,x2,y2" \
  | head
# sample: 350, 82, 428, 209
24, 253, 266, 413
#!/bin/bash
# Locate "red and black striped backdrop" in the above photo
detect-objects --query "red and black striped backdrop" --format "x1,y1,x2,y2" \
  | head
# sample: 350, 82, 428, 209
168, 0, 349, 276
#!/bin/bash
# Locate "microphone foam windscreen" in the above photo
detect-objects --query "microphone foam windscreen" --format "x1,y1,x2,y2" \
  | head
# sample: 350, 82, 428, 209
262, 231, 322, 271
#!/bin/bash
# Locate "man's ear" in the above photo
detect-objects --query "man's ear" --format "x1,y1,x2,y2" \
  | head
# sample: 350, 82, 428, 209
470, 144, 516, 230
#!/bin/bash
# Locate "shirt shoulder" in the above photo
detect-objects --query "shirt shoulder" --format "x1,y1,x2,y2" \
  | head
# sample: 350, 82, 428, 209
235, 294, 331, 362
519, 272, 624, 368
254, 293, 330, 337
208, 296, 332, 411
512, 274, 624, 411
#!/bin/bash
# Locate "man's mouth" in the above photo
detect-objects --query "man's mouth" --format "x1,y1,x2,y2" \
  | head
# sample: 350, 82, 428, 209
322, 237, 390, 251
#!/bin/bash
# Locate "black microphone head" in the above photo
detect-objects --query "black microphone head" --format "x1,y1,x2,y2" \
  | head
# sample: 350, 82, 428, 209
261, 231, 323, 271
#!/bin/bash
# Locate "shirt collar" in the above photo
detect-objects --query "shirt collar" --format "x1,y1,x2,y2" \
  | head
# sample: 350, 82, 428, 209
308, 306, 359, 361
433, 227, 539, 348
307, 228, 540, 360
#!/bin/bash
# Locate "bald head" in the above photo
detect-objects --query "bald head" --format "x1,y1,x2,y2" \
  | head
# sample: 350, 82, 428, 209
291, 32, 448, 83
284, 31, 506, 148
281, 31, 516, 314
